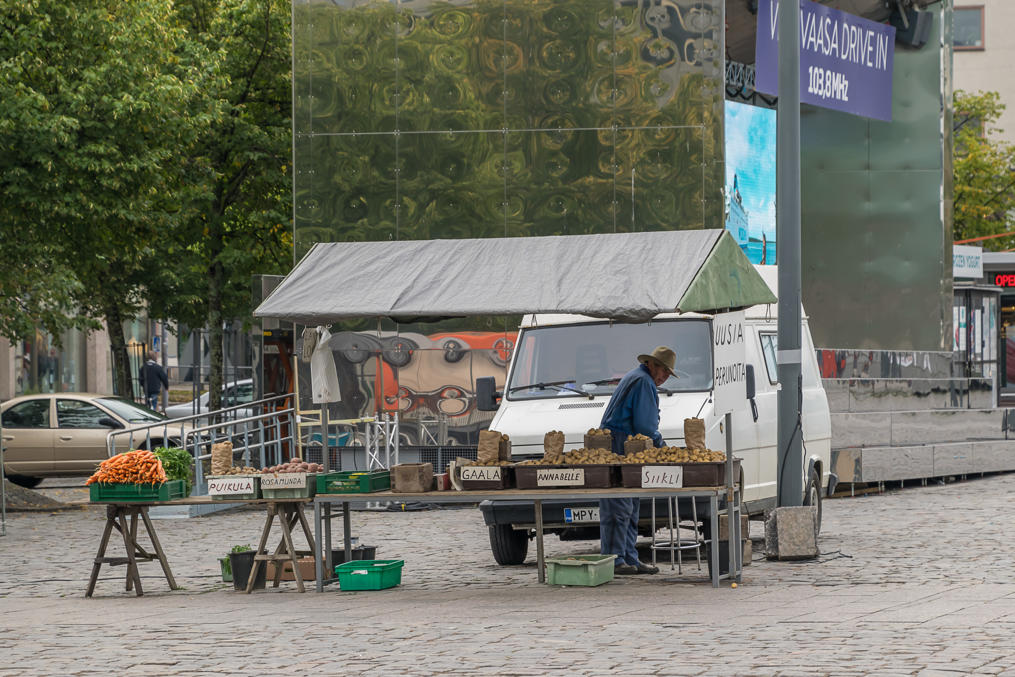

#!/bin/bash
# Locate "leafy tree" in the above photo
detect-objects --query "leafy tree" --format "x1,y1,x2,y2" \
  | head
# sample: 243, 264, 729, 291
953, 90, 1015, 250
154, 0, 292, 412
0, 0, 212, 395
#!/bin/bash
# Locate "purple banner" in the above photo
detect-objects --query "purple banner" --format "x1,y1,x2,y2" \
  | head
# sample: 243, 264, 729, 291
755, 0, 896, 121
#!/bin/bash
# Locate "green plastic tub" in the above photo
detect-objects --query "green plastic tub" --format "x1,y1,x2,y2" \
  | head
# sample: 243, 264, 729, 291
317, 470, 391, 494
334, 559, 404, 591
545, 554, 617, 587
89, 479, 187, 503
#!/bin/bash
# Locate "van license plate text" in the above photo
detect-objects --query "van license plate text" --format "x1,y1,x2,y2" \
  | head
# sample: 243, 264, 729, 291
564, 507, 600, 523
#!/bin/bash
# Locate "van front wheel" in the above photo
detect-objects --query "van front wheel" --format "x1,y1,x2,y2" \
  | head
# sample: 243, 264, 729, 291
803, 469, 822, 534
489, 525, 529, 565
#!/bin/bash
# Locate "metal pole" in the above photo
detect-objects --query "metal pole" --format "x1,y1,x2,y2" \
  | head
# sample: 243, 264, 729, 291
1, 411, 6, 536
777, 0, 804, 507
321, 404, 330, 472
160, 321, 168, 412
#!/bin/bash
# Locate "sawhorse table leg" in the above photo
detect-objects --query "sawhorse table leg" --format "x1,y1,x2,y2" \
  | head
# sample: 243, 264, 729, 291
86, 504, 178, 597
246, 501, 317, 593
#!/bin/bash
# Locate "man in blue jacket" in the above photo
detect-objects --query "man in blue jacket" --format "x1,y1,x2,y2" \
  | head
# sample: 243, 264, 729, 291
599, 346, 676, 575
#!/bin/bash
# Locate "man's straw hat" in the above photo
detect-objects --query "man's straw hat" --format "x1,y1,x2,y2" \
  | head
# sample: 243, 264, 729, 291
638, 346, 677, 378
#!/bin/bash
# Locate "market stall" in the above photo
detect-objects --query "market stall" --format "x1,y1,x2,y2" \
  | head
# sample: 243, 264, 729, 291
252, 229, 772, 588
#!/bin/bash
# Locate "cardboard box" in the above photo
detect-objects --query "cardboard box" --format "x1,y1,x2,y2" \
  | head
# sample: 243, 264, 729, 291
392, 463, 434, 493
267, 556, 316, 582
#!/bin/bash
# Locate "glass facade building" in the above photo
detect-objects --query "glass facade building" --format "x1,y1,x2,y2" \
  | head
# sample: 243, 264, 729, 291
291, 0, 726, 259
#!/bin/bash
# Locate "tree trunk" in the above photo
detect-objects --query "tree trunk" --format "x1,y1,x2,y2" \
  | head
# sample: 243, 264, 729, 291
104, 303, 131, 399
208, 258, 224, 417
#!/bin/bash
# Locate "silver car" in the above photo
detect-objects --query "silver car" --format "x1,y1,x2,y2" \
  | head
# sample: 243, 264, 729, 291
1, 393, 191, 488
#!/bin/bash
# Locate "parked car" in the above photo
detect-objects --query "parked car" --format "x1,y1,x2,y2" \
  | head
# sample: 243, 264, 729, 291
164, 379, 255, 422
1, 393, 194, 488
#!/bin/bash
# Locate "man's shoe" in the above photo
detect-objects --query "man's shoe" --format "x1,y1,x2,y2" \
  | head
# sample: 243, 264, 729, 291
614, 563, 638, 575
635, 562, 659, 575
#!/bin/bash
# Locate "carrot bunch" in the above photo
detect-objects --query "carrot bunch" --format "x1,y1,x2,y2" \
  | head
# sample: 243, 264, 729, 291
85, 450, 168, 485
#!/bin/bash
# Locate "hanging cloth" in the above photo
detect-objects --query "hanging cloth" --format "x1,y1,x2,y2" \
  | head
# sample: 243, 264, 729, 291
310, 326, 341, 404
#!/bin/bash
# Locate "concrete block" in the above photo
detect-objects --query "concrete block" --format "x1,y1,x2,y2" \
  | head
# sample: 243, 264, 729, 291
973, 440, 1015, 474
932, 443, 974, 477
830, 412, 892, 448
742, 538, 752, 566
860, 445, 933, 482
765, 506, 818, 561
718, 514, 749, 541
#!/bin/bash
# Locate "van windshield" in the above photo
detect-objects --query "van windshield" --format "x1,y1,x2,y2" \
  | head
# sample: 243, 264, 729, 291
507, 319, 713, 400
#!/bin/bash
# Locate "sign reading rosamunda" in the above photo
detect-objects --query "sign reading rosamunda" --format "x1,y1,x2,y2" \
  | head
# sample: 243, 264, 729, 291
755, 0, 896, 121
713, 311, 747, 416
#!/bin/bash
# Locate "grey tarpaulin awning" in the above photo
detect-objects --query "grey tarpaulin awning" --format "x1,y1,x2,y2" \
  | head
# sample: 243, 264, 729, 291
253, 229, 776, 324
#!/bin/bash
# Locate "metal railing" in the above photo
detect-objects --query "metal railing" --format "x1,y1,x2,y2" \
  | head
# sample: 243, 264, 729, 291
106, 394, 296, 495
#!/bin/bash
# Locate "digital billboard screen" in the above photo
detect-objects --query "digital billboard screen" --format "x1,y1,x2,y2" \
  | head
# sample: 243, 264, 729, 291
725, 101, 776, 265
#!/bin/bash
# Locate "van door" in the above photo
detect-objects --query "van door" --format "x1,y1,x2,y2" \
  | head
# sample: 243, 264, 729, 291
752, 328, 781, 506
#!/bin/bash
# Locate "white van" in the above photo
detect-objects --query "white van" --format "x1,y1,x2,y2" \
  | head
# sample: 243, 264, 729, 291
476, 268, 832, 566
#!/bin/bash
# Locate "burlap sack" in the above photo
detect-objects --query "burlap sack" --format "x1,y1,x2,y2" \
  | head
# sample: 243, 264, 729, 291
584, 432, 612, 451
478, 429, 502, 464
211, 441, 233, 475
498, 435, 512, 462
543, 430, 564, 457
684, 418, 706, 451
624, 437, 650, 456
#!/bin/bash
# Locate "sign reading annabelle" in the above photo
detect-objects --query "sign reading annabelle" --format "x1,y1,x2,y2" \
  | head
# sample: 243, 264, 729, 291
755, 0, 896, 121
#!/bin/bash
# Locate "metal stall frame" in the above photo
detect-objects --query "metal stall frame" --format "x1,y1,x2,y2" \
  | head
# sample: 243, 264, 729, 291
312, 485, 742, 591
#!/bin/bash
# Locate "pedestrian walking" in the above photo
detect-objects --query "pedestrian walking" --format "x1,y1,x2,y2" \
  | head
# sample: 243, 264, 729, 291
139, 351, 169, 411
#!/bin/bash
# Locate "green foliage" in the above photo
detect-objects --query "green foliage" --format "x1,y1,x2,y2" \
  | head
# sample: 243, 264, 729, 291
0, 0, 215, 390
1, 0, 291, 401
229, 544, 253, 554
154, 447, 195, 494
153, 0, 293, 411
953, 90, 1015, 250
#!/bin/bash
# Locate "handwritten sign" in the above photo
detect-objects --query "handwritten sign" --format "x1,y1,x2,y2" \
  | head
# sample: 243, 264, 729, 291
260, 472, 308, 490
207, 476, 256, 495
536, 468, 584, 487
461, 466, 502, 481
713, 310, 747, 415
641, 465, 683, 489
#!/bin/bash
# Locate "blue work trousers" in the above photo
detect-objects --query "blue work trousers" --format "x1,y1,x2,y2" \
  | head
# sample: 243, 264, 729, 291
599, 497, 640, 566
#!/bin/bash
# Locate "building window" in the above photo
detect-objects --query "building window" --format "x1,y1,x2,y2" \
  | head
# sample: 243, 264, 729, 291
954, 6, 984, 50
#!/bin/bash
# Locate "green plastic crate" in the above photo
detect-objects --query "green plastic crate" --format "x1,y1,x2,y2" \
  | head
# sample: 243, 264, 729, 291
260, 474, 316, 499
317, 470, 391, 494
89, 479, 187, 503
545, 554, 617, 587
334, 559, 404, 591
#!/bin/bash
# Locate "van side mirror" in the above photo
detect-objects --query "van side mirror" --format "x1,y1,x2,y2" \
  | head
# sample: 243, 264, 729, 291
475, 377, 501, 411
744, 365, 759, 423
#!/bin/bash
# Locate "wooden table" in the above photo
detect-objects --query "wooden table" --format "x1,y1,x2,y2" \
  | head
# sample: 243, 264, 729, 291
312, 486, 742, 592
86, 497, 315, 597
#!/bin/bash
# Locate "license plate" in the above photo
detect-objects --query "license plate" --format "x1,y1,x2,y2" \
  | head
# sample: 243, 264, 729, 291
564, 507, 600, 523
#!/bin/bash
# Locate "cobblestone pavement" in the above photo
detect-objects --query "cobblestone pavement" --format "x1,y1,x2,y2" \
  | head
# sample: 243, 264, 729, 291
3, 474, 1015, 675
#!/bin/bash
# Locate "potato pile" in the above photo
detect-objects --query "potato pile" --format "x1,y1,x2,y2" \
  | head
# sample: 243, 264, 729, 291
619, 446, 726, 464
626, 433, 651, 442
261, 458, 324, 473
218, 466, 259, 475
587, 428, 611, 436
517, 447, 622, 465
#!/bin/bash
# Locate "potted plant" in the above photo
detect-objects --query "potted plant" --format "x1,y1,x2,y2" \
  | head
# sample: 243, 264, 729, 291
219, 545, 249, 582
226, 545, 264, 591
